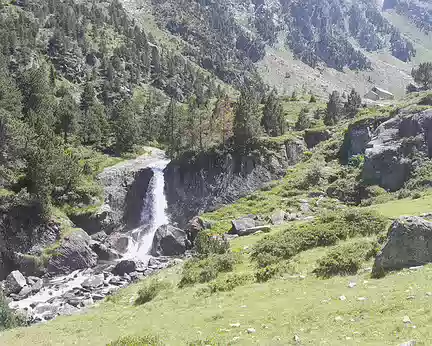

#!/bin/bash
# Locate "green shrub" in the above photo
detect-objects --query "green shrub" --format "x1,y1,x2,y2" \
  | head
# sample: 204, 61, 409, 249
255, 264, 281, 282
314, 240, 379, 278
107, 334, 161, 346
179, 253, 238, 287
251, 209, 387, 267
195, 231, 229, 257
405, 159, 432, 191
208, 273, 252, 293
348, 154, 365, 168
296, 163, 323, 189
0, 293, 26, 331
135, 279, 171, 305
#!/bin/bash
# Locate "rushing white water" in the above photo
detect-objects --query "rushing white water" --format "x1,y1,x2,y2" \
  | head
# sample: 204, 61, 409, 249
124, 159, 170, 260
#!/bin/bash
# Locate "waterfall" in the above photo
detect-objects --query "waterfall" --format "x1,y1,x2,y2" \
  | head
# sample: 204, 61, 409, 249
124, 159, 170, 260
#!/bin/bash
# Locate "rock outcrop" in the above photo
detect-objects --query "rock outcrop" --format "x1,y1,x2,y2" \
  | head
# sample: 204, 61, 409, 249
362, 110, 432, 191
373, 216, 432, 276
4, 270, 27, 295
304, 129, 331, 149
151, 225, 188, 256
47, 230, 98, 274
72, 149, 166, 234
340, 116, 391, 163
165, 139, 305, 226
0, 196, 61, 280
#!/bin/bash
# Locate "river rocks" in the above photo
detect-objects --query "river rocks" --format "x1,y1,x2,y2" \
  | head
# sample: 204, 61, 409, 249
4, 270, 27, 295
47, 229, 98, 274
105, 232, 132, 254
363, 109, 432, 191
91, 242, 120, 261
151, 225, 188, 256
112, 259, 146, 276
373, 216, 432, 276
81, 274, 104, 289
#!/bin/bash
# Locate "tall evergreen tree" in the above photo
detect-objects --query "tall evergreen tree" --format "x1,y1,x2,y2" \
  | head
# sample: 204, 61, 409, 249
324, 91, 343, 126
56, 92, 78, 144
114, 99, 139, 153
345, 88, 362, 118
233, 87, 261, 148
262, 89, 285, 137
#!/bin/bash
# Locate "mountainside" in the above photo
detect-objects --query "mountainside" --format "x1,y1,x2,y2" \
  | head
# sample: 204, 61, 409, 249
118, 0, 432, 96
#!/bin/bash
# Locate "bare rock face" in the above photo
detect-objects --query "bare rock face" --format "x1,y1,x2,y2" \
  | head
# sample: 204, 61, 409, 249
4, 270, 27, 295
164, 139, 305, 227
47, 229, 98, 274
151, 225, 188, 257
373, 216, 432, 276
362, 109, 432, 191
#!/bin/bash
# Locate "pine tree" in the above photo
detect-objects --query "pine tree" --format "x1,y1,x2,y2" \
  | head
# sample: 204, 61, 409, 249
57, 92, 78, 144
412, 62, 432, 89
233, 88, 261, 148
262, 89, 285, 137
324, 91, 343, 126
295, 108, 312, 130
114, 99, 139, 153
345, 88, 362, 118
80, 81, 96, 115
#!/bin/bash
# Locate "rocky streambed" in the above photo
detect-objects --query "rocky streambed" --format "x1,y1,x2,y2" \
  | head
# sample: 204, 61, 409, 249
3, 256, 179, 324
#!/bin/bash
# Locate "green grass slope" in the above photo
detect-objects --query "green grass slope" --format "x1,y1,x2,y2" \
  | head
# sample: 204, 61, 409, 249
2, 224, 432, 345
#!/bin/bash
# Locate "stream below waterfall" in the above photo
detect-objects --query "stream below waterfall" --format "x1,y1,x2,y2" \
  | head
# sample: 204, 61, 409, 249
7, 157, 174, 323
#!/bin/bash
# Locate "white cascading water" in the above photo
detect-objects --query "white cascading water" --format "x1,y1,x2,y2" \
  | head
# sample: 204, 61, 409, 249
124, 159, 170, 261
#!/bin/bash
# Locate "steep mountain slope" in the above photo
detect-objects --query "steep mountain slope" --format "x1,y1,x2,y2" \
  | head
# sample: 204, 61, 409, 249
119, 0, 432, 97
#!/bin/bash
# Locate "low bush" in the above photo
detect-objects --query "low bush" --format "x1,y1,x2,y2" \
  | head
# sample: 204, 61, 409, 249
107, 334, 161, 346
255, 264, 282, 282
135, 279, 171, 305
179, 253, 238, 288
251, 209, 387, 268
208, 273, 252, 293
194, 231, 229, 257
0, 293, 26, 331
314, 239, 379, 278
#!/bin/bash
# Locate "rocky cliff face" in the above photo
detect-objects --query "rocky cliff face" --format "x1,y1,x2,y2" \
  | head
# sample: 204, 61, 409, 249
362, 109, 432, 191
164, 139, 305, 226
0, 196, 60, 280
72, 150, 166, 234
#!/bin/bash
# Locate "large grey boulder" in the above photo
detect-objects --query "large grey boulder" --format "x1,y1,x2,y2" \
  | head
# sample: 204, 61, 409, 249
47, 229, 98, 274
270, 210, 285, 226
230, 216, 256, 234
363, 110, 432, 191
373, 217, 432, 276
105, 232, 132, 254
4, 270, 27, 295
112, 259, 146, 276
151, 225, 187, 256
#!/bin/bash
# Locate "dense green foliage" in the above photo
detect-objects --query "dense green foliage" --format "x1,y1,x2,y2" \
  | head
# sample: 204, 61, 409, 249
314, 239, 379, 278
107, 334, 161, 346
251, 209, 388, 268
179, 253, 238, 288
